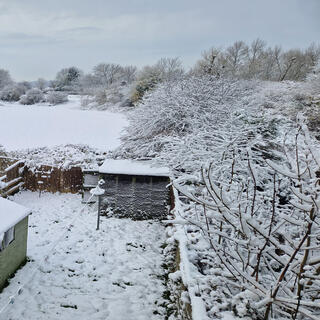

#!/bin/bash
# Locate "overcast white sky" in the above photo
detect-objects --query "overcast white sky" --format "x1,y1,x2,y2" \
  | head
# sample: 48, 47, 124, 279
0, 0, 319, 81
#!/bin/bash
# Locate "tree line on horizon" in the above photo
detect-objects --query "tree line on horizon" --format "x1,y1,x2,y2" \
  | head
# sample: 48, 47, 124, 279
0, 39, 319, 106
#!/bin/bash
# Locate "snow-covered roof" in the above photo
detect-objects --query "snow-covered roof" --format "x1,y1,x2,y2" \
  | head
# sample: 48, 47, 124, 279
99, 159, 170, 177
0, 198, 31, 235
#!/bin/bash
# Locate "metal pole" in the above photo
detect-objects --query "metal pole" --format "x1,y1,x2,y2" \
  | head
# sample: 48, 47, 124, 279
96, 195, 101, 230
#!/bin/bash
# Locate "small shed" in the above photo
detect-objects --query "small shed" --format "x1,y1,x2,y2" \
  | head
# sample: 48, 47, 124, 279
0, 198, 31, 291
83, 160, 171, 220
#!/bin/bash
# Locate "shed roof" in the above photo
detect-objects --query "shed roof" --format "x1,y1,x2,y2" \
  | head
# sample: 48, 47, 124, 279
99, 159, 170, 177
0, 198, 31, 235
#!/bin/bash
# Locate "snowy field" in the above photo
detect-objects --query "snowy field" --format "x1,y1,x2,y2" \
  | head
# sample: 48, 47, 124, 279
0, 96, 128, 151
0, 192, 166, 320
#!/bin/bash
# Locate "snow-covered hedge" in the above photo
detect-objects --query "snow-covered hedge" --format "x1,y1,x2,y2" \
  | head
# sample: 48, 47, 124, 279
19, 88, 44, 105
8, 144, 106, 170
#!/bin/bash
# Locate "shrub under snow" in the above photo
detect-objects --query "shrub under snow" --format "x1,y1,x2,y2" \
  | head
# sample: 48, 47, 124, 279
173, 120, 320, 319
116, 73, 320, 318
19, 88, 44, 105
118, 77, 253, 152
0, 84, 26, 102
46, 91, 68, 105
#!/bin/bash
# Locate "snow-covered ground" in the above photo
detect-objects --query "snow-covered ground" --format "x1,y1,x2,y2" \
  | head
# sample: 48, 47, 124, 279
0, 192, 166, 320
0, 96, 128, 152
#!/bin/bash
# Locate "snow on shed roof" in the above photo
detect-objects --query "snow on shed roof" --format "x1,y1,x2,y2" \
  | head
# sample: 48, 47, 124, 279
99, 159, 170, 177
0, 198, 31, 235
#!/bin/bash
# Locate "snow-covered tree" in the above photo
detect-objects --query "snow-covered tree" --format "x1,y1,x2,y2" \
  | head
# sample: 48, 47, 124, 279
193, 40, 320, 82
80, 63, 137, 108
92, 63, 124, 87
0, 69, 13, 89
131, 57, 184, 102
54, 66, 83, 92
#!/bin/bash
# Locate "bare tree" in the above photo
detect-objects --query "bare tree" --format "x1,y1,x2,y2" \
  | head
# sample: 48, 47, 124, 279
192, 48, 222, 77
225, 41, 248, 76
131, 57, 184, 102
155, 57, 184, 82
92, 63, 123, 86
193, 40, 320, 81
121, 65, 137, 84
245, 38, 266, 79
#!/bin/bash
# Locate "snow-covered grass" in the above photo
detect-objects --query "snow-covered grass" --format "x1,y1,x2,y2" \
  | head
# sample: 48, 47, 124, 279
0, 191, 166, 320
0, 95, 128, 152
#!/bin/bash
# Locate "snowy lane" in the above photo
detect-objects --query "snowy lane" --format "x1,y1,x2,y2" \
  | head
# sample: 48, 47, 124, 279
0, 192, 166, 320
0, 96, 128, 151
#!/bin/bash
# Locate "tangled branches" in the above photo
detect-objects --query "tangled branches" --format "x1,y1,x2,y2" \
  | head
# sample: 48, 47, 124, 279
173, 121, 320, 319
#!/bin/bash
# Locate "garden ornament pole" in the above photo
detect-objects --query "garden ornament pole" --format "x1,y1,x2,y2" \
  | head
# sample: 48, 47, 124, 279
90, 179, 105, 230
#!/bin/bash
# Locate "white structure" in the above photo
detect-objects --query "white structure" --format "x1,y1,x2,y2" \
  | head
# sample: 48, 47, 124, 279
98, 159, 170, 177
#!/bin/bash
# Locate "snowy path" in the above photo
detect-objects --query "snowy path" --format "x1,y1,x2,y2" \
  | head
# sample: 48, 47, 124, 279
0, 192, 166, 320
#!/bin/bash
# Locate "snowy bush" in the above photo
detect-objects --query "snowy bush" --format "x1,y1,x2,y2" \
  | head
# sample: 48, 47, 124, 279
0, 83, 27, 101
289, 62, 320, 138
93, 87, 109, 105
80, 95, 96, 109
116, 76, 265, 167
116, 75, 309, 176
173, 119, 320, 319
46, 91, 68, 105
19, 88, 44, 105
0, 85, 21, 102
131, 73, 160, 103
116, 70, 320, 318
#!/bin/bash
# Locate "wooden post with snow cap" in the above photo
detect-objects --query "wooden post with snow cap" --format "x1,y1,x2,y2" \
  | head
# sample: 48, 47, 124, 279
90, 179, 105, 230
